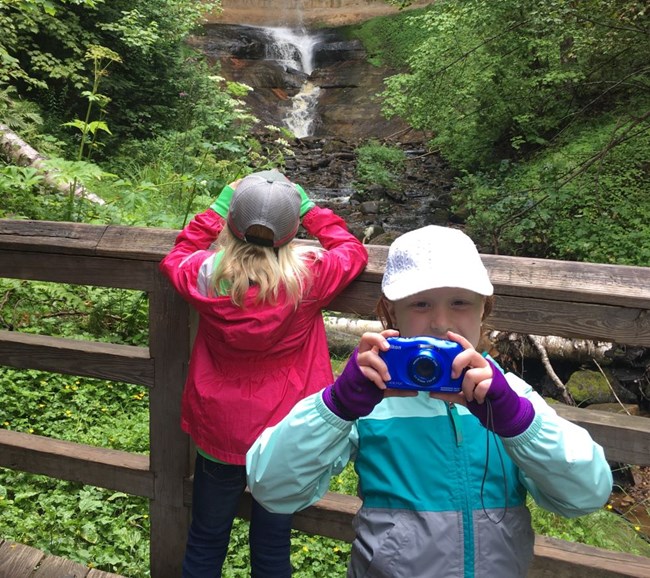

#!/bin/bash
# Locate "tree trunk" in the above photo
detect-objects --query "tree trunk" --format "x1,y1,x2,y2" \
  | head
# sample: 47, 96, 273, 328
0, 124, 105, 205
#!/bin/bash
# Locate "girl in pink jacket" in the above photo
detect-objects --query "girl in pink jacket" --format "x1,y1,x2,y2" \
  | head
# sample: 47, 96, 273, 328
159, 169, 368, 577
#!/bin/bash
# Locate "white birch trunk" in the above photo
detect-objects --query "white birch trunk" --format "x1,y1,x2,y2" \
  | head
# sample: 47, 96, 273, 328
0, 124, 105, 205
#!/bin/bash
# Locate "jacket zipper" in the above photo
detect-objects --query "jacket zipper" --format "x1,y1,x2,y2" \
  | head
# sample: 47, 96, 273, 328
448, 402, 463, 446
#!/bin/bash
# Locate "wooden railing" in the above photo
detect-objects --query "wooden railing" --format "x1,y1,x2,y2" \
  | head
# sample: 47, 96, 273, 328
0, 219, 649, 577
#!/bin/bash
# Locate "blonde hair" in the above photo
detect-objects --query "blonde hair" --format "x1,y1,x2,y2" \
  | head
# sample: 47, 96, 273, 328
210, 225, 311, 307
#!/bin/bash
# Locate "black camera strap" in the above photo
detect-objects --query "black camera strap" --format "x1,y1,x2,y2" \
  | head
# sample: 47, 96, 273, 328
480, 398, 509, 524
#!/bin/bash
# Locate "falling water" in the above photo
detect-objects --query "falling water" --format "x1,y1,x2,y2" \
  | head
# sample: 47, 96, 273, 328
263, 26, 322, 138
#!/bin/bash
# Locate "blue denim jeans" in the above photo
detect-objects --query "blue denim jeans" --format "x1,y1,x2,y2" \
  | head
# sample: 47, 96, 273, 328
182, 452, 293, 578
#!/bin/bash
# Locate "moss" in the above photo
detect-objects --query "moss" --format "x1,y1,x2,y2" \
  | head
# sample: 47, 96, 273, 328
566, 369, 616, 406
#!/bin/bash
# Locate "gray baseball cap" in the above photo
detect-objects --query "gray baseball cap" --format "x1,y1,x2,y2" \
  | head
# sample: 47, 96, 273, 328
227, 170, 301, 248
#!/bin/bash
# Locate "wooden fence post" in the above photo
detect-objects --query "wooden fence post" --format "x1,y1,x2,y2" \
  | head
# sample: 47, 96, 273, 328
148, 267, 191, 576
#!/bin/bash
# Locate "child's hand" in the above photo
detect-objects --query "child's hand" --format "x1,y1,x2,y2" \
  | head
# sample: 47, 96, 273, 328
432, 330, 536, 437
428, 330, 492, 405
355, 329, 397, 389
322, 330, 415, 420
210, 179, 241, 218
294, 183, 316, 217
357, 330, 418, 398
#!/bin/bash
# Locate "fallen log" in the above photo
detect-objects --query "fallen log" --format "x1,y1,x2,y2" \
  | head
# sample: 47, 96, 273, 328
0, 123, 105, 205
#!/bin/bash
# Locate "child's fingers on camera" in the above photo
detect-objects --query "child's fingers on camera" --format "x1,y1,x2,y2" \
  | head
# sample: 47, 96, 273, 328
446, 330, 472, 349
462, 369, 492, 403
466, 379, 492, 404
453, 347, 489, 380
358, 331, 394, 354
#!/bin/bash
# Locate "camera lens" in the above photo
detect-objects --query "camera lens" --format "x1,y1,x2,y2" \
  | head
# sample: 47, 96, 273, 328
408, 354, 440, 386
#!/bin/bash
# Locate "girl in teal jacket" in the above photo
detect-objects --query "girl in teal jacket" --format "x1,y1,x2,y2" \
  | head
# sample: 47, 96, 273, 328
246, 224, 613, 578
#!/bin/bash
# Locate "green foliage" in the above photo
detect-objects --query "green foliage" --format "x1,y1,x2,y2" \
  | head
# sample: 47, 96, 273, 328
0, 0, 223, 143
0, 85, 43, 134
379, 0, 649, 170
528, 497, 650, 557
455, 104, 650, 264
0, 472, 150, 577
355, 139, 406, 194
343, 7, 431, 68
0, 279, 148, 345
0, 0, 98, 91
0, 166, 48, 219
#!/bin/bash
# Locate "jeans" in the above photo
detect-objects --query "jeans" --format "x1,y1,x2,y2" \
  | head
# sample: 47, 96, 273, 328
182, 452, 293, 578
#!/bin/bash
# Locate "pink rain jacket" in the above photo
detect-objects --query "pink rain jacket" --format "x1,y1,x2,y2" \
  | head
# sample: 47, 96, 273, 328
159, 206, 368, 465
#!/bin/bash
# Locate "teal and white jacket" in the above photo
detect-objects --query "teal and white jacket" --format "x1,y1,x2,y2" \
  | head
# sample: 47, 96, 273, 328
246, 371, 612, 578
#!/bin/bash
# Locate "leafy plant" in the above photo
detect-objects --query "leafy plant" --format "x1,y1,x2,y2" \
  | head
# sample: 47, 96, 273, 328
454, 103, 650, 264
355, 139, 406, 195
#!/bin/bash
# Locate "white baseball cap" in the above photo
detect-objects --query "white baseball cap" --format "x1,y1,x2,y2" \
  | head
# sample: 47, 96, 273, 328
381, 225, 494, 301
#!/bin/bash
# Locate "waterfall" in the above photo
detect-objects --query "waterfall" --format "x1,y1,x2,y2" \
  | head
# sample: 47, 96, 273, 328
264, 26, 322, 138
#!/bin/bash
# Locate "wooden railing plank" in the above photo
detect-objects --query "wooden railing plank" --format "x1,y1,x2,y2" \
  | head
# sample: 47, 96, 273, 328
0, 250, 156, 290
0, 330, 154, 387
31, 552, 90, 577
0, 541, 46, 578
97, 225, 178, 261
530, 535, 650, 577
484, 254, 650, 310
3, 220, 650, 308
491, 295, 650, 346
0, 220, 107, 255
554, 405, 650, 466
0, 429, 153, 498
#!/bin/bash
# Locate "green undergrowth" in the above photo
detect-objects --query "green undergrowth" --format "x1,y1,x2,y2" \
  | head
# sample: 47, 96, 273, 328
3, 343, 648, 575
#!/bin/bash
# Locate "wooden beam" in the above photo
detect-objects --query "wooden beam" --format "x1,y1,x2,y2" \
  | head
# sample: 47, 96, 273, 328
0, 429, 153, 498
31, 551, 90, 577
554, 405, 650, 466
0, 541, 45, 578
147, 272, 191, 577
491, 295, 650, 346
530, 535, 650, 577
0, 220, 107, 255
484, 254, 650, 310
0, 330, 154, 387
2, 220, 650, 309
0, 249, 156, 290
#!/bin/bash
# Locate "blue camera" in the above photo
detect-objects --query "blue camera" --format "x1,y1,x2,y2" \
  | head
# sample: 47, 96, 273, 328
379, 336, 464, 392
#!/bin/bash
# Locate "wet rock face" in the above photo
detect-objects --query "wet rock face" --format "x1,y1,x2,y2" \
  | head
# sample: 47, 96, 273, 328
189, 24, 416, 141
210, 0, 433, 27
